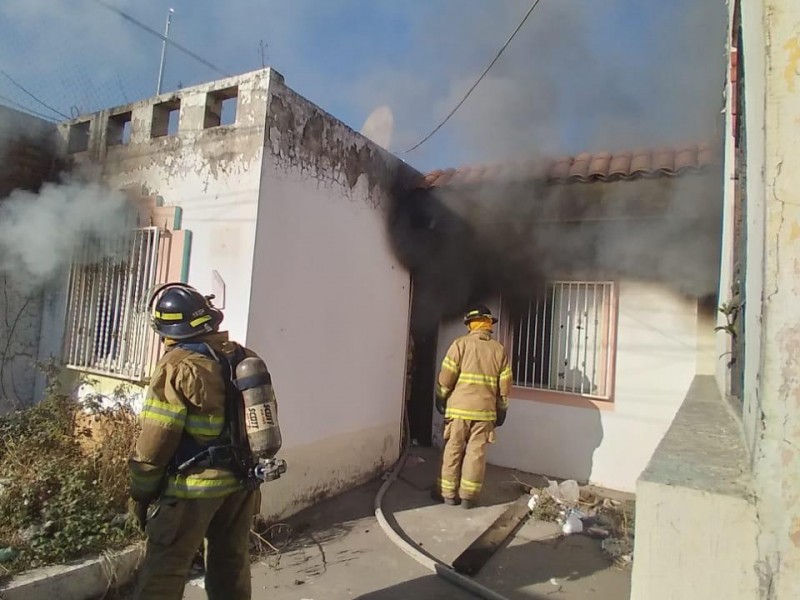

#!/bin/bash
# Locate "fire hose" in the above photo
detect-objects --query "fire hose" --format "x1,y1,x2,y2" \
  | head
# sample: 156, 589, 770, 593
373, 448, 512, 600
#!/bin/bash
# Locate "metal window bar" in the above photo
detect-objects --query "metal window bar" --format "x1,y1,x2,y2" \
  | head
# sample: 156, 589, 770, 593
510, 281, 614, 399
64, 227, 164, 382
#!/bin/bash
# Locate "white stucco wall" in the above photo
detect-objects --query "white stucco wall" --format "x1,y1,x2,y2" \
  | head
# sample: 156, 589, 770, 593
53, 69, 279, 345
740, 0, 767, 461
742, 0, 800, 595
435, 281, 703, 492
246, 79, 413, 518
716, 11, 738, 399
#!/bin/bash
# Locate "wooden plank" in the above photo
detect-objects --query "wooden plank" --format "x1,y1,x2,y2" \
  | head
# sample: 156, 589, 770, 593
452, 496, 531, 576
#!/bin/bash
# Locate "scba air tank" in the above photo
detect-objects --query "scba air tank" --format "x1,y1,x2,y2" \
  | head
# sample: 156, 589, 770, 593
235, 356, 282, 460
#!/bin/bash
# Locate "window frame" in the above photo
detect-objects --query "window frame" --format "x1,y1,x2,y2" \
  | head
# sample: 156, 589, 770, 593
499, 280, 619, 407
62, 226, 171, 383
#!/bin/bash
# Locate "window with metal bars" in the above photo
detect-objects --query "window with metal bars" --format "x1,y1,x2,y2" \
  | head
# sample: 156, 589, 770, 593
63, 227, 169, 382
503, 281, 616, 399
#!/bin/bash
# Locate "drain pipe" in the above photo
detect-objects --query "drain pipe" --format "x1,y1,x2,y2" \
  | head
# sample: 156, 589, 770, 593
374, 449, 513, 600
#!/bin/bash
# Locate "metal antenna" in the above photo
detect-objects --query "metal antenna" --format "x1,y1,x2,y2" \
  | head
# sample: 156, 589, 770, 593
156, 8, 175, 95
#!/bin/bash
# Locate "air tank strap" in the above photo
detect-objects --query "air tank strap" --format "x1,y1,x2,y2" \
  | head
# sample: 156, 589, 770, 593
168, 341, 242, 474
234, 370, 271, 391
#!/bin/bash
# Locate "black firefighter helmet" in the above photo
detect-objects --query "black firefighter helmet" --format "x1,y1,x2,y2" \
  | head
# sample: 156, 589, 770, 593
147, 282, 223, 340
463, 304, 498, 325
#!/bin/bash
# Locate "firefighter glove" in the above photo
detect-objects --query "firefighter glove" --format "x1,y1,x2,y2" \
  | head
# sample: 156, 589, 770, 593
496, 408, 507, 427
132, 499, 150, 532
435, 395, 446, 415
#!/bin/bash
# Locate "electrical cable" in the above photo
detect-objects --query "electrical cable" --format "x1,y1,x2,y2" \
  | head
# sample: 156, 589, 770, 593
404, 0, 545, 153
0, 94, 58, 122
89, 0, 229, 78
0, 70, 69, 119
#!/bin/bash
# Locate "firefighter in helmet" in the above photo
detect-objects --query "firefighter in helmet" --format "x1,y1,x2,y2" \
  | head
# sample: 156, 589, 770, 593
129, 283, 277, 600
432, 305, 511, 509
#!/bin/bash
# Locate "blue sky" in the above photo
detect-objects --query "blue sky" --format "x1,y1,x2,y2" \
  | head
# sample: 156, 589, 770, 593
0, 0, 727, 172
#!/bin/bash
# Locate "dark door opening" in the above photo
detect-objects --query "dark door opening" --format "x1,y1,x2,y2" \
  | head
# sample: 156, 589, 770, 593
406, 291, 439, 447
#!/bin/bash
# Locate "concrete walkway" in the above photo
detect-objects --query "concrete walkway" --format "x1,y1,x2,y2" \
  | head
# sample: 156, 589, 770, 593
176, 448, 630, 600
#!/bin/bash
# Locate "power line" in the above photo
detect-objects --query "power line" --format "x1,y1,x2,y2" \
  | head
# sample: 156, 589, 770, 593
0, 94, 59, 122
90, 0, 229, 79
404, 0, 545, 153
0, 69, 69, 120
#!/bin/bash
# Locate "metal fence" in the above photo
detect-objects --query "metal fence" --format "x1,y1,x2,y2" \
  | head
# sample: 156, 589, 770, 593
64, 227, 166, 382
505, 281, 615, 399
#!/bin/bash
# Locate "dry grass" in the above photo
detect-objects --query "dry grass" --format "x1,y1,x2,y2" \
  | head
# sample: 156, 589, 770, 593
0, 372, 142, 581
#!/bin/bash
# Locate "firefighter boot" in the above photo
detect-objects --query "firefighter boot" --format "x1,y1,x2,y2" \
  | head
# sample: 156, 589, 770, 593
430, 488, 461, 506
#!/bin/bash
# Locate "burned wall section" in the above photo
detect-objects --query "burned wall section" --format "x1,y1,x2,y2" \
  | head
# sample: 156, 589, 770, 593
0, 105, 62, 412
390, 169, 724, 332
265, 81, 418, 209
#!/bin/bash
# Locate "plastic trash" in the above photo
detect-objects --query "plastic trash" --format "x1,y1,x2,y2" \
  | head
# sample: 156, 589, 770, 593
559, 480, 580, 504
562, 510, 584, 535
527, 494, 539, 512
544, 478, 581, 505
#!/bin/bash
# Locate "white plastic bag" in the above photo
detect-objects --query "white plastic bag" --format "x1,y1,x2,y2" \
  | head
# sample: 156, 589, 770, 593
562, 511, 584, 534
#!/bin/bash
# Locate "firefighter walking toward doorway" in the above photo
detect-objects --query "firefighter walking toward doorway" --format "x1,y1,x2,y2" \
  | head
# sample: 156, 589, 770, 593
129, 282, 286, 600
433, 305, 511, 509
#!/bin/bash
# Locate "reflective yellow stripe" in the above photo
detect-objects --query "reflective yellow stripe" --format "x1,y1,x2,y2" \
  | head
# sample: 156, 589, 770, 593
190, 315, 212, 327
500, 367, 512, 381
442, 356, 459, 373
141, 398, 187, 429
185, 414, 225, 438
498, 396, 510, 410
466, 310, 481, 318
457, 372, 499, 388
165, 475, 242, 499
436, 385, 451, 399
445, 407, 497, 421
154, 311, 184, 320
460, 478, 482, 492
437, 477, 457, 491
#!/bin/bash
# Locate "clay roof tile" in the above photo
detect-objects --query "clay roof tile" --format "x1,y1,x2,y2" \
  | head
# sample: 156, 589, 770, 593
414, 142, 717, 190
608, 152, 632, 180
652, 147, 676, 174
629, 149, 653, 177
588, 152, 612, 181
567, 152, 592, 182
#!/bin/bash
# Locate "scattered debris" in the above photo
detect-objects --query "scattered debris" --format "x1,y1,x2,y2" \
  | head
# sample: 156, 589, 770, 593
527, 479, 635, 564
561, 509, 584, 535
529, 492, 560, 522
584, 525, 610, 539
545, 479, 580, 505
251, 522, 294, 555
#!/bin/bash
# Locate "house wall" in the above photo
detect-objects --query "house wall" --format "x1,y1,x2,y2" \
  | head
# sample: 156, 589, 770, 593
0, 278, 44, 412
741, 0, 800, 595
246, 78, 413, 519
0, 107, 59, 411
46, 69, 279, 356
715, 10, 739, 400
435, 281, 706, 492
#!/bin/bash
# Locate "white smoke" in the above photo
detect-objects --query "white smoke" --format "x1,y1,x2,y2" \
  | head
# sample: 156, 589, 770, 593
0, 180, 136, 290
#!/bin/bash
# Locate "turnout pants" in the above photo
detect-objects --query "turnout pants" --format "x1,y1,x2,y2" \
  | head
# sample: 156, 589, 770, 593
134, 488, 257, 600
438, 418, 495, 501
